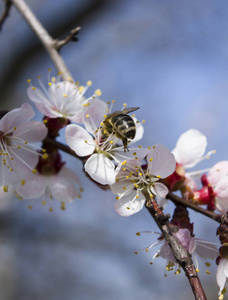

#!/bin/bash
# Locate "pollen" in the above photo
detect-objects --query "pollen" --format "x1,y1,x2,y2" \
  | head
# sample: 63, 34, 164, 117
14, 127, 16, 130
131, 114, 135, 117
116, 196, 119, 200
123, 187, 126, 190
145, 248, 149, 252
49, 207, 54, 212
61, 202, 66, 210
109, 141, 113, 144
147, 146, 151, 149
123, 168, 126, 171
51, 76, 56, 83
149, 158, 153, 161
85, 140, 87, 143
122, 160, 127, 165
153, 145, 155, 149
134, 251, 138, 255
17, 146, 20, 149
135, 157, 138, 159
32, 169, 37, 174
206, 270, 211, 275
142, 120, 145, 123
219, 295, 224, 300
27, 79, 31, 83
24, 141, 27, 144
104, 115, 107, 118
32, 87, 36, 90
136, 195, 139, 199
48, 68, 52, 72
42, 200, 46, 205
43, 120, 48, 124
100, 122, 104, 126
37, 75, 41, 79
107, 102, 110, 105
205, 262, 211, 267
138, 145, 142, 148
3, 186, 8, 192
87, 80, 92, 86
123, 103, 127, 107
116, 178, 119, 182
79, 85, 84, 91
149, 194, 153, 198
157, 175, 161, 179
28, 205, 33, 210
21, 179, 25, 186
136, 232, 140, 236
196, 269, 199, 273
95, 89, 102, 96
57, 71, 63, 76
63, 93, 68, 97
48, 82, 52, 86
42, 153, 48, 159
79, 187, 84, 192
133, 152, 137, 155
139, 173, 142, 176
86, 114, 89, 118
126, 206, 130, 210
175, 269, 181, 275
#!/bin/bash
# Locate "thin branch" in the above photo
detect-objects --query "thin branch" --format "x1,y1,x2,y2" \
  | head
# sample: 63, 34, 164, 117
11, 0, 73, 80
144, 192, 207, 300
0, 0, 12, 30
55, 26, 81, 50
167, 192, 221, 223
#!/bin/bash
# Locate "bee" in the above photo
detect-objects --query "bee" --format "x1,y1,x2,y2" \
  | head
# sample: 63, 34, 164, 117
100, 107, 140, 151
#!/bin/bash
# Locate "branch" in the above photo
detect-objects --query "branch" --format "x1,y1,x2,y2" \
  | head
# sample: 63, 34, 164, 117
167, 192, 221, 223
144, 192, 207, 300
55, 26, 81, 50
0, 0, 12, 30
11, 0, 73, 80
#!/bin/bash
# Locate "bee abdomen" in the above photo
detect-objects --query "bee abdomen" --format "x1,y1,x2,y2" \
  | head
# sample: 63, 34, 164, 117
113, 115, 136, 139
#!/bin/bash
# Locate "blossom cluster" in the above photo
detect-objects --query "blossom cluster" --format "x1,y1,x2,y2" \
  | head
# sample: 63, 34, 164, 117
3, 72, 228, 298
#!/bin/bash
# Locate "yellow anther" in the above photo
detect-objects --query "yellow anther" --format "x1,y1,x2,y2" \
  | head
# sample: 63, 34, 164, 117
32, 87, 36, 90
14, 127, 16, 130
205, 262, 211, 267
84, 140, 87, 143
142, 120, 145, 123
116, 196, 119, 200
138, 145, 142, 148
149, 194, 153, 198
116, 179, 119, 182
63, 93, 68, 97
3, 186, 8, 192
123, 103, 127, 107
57, 71, 62, 75
48, 68, 52, 72
28, 205, 33, 210
136, 232, 141, 236
27, 79, 31, 83
42, 153, 48, 159
217, 169, 220, 172
32, 169, 37, 174
95, 89, 102, 96
51, 76, 56, 83
10, 168, 13, 172
131, 114, 135, 117
133, 152, 136, 155
87, 80, 92, 86
145, 248, 149, 252
175, 269, 181, 275
157, 175, 161, 179
123, 187, 126, 190
107, 102, 110, 105
66, 77, 72, 82
139, 173, 142, 176
48, 82, 52, 86
17, 146, 20, 149
37, 75, 41, 79
153, 145, 155, 149
126, 207, 130, 210
125, 176, 129, 179
135, 157, 138, 159
112, 100, 115, 103
79, 187, 84, 193
42, 200, 46, 205
24, 141, 27, 144
196, 269, 199, 273
134, 251, 138, 255
149, 158, 153, 162
109, 141, 113, 144
206, 270, 211, 274
218, 295, 224, 300
49, 207, 54, 212
122, 161, 127, 165
21, 179, 25, 186
147, 146, 151, 149
150, 262, 153, 265
86, 114, 89, 118
100, 122, 104, 126
79, 85, 84, 91
136, 195, 139, 199
43, 120, 48, 124
123, 168, 126, 171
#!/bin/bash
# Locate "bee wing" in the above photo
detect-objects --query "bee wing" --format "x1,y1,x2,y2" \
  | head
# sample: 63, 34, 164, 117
121, 107, 140, 114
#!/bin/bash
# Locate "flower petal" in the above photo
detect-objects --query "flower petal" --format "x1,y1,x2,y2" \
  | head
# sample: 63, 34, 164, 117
208, 161, 228, 187
0, 103, 35, 132
216, 258, 227, 296
49, 175, 78, 202
14, 121, 47, 142
172, 129, 207, 169
65, 124, 95, 156
85, 153, 116, 185
194, 239, 218, 259
17, 174, 47, 199
114, 190, 145, 217
151, 182, 169, 198
147, 144, 176, 178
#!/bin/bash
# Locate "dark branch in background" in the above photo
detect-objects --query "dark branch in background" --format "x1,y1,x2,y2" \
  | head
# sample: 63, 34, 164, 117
144, 192, 207, 300
0, 0, 12, 31
167, 192, 222, 223
55, 26, 81, 50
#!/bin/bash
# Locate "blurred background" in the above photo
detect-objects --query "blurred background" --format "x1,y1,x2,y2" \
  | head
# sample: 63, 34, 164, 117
1, 0, 228, 299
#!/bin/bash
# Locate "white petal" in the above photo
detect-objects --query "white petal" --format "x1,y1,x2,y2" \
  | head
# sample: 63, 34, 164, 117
195, 239, 218, 259
14, 121, 47, 142
83, 98, 108, 134
114, 190, 145, 217
85, 153, 116, 185
208, 161, 228, 187
151, 182, 169, 198
216, 259, 227, 295
17, 174, 47, 199
147, 144, 176, 178
113, 147, 149, 162
156, 195, 168, 208
130, 117, 144, 143
59, 166, 81, 186
172, 129, 207, 169
111, 179, 134, 196
49, 175, 78, 202
0, 103, 34, 132
65, 124, 95, 156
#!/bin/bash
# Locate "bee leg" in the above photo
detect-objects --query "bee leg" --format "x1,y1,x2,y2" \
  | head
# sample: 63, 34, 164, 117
123, 138, 129, 152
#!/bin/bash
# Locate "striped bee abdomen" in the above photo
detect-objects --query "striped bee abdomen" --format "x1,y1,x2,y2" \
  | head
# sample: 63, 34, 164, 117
113, 114, 136, 139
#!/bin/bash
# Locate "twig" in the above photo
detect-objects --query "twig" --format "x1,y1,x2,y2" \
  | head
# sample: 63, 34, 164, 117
167, 192, 221, 223
55, 26, 81, 50
144, 192, 207, 300
0, 0, 12, 30
11, 0, 73, 80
